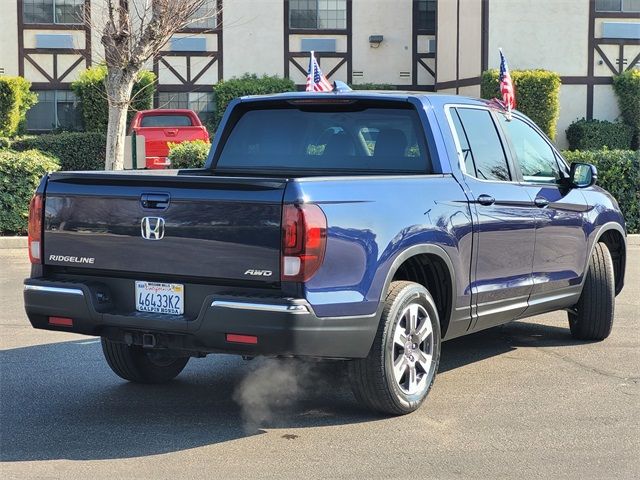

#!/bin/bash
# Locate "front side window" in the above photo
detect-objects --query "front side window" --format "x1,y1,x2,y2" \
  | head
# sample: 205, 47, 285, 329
24, 0, 85, 25
26, 90, 81, 131
595, 0, 640, 12
216, 104, 430, 174
416, 0, 437, 34
289, 0, 347, 30
451, 107, 511, 182
498, 116, 562, 184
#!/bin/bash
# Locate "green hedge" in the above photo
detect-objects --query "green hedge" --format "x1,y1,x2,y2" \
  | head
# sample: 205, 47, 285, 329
613, 69, 640, 147
0, 149, 60, 234
350, 83, 397, 90
168, 140, 210, 169
0, 138, 10, 149
0, 76, 37, 138
72, 65, 156, 133
563, 149, 639, 234
566, 119, 634, 150
11, 132, 106, 171
481, 69, 561, 139
212, 74, 295, 128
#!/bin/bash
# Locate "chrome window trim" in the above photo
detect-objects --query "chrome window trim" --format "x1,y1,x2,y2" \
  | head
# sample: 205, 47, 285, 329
24, 285, 84, 296
211, 300, 310, 314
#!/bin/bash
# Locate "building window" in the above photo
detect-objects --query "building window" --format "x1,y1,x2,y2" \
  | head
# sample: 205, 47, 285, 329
595, 0, 640, 12
157, 92, 216, 125
416, 0, 436, 34
26, 90, 82, 131
23, 0, 85, 25
289, 0, 347, 30
188, 0, 218, 29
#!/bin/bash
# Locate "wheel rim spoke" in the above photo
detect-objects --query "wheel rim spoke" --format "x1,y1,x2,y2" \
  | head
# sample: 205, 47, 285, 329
416, 315, 432, 342
415, 349, 432, 374
408, 365, 418, 392
393, 326, 407, 348
407, 304, 419, 333
393, 354, 408, 381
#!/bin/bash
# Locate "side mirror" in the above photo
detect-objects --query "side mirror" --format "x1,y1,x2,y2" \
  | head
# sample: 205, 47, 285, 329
570, 162, 597, 188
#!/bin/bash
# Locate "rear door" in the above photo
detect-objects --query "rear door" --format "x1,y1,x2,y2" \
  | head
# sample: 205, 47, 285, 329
448, 106, 537, 330
496, 114, 589, 314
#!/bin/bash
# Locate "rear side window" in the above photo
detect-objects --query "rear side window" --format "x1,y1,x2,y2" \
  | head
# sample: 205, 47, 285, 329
451, 107, 511, 182
215, 105, 431, 174
140, 115, 193, 127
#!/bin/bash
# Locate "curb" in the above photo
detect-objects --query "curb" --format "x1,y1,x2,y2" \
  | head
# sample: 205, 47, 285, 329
0, 236, 27, 249
1, 234, 639, 249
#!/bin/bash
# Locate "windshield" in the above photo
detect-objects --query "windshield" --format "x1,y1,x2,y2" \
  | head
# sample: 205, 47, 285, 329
215, 105, 431, 174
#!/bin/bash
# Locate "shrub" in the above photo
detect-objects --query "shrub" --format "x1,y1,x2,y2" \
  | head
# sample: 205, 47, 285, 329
350, 83, 397, 90
481, 69, 561, 139
562, 149, 639, 234
11, 132, 106, 171
72, 65, 156, 133
168, 140, 210, 169
612, 69, 640, 147
0, 76, 37, 137
0, 138, 11, 149
212, 74, 295, 127
566, 118, 634, 151
0, 149, 60, 234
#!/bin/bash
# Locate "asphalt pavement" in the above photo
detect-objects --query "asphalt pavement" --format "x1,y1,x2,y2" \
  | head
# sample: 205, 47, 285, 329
1, 246, 638, 480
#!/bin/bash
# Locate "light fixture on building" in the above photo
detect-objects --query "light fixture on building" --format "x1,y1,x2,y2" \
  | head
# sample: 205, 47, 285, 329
369, 35, 384, 48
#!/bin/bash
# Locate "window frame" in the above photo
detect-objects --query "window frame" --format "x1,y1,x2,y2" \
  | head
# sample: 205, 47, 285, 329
415, 0, 437, 35
26, 89, 82, 132
495, 111, 570, 187
287, 0, 348, 32
444, 104, 519, 184
23, 0, 86, 26
595, 0, 640, 13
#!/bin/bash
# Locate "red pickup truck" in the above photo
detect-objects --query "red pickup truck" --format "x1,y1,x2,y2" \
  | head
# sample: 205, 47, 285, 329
129, 109, 210, 169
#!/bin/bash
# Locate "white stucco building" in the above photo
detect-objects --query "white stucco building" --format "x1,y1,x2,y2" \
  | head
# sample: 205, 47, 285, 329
0, 0, 638, 146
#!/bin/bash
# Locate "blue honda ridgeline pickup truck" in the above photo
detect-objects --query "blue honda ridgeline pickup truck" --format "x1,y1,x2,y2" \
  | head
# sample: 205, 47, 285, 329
24, 91, 627, 415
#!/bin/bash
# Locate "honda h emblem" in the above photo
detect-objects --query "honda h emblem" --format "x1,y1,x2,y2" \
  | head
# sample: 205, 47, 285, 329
141, 217, 165, 240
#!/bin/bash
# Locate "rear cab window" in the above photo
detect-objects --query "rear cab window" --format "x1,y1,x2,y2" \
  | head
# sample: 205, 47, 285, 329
140, 115, 193, 127
213, 100, 432, 175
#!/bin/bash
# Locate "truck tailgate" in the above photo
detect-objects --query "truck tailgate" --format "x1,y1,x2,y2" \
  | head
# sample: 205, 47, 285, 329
42, 171, 285, 283
138, 126, 208, 157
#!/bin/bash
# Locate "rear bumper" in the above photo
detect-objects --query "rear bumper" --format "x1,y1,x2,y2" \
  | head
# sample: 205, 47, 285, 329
23, 278, 379, 359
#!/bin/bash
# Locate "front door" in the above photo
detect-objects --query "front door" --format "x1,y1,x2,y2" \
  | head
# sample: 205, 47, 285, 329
449, 106, 537, 330
496, 115, 590, 315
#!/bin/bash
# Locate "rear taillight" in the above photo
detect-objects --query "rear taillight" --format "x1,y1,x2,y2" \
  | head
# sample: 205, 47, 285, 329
281, 204, 327, 282
28, 193, 43, 264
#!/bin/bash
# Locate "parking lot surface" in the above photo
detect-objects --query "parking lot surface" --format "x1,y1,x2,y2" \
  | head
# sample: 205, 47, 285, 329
1, 246, 638, 479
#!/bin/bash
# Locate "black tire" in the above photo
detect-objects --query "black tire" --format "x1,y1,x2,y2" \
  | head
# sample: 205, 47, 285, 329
101, 338, 189, 383
568, 242, 615, 341
348, 281, 441, 415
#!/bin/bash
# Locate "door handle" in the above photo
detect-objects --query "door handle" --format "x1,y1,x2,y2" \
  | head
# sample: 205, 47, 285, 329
477, 194, 495, 206
141, 193, 170, 210
534, 196, 550, 208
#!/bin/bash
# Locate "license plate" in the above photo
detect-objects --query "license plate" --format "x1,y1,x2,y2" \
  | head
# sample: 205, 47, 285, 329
135, 281, 184, 315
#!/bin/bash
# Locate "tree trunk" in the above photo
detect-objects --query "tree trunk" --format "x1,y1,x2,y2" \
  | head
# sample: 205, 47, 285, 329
104, 71, 136, 170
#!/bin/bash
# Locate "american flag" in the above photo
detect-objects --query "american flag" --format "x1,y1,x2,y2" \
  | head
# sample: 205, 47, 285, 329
306, 51, 333, 92
499, 49, 516, 111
